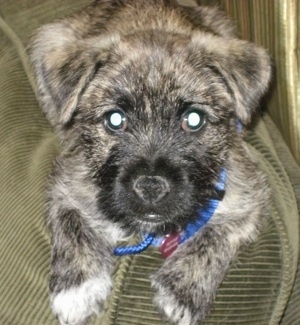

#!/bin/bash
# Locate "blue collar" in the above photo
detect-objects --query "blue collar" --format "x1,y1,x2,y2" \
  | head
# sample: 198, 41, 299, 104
114, 168, 226, 258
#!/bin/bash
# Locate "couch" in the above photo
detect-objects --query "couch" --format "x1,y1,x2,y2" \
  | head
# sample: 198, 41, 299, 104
0, 0, 299, 324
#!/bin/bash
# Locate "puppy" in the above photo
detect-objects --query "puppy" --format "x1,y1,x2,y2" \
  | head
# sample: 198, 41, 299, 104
29, 0, 271, 324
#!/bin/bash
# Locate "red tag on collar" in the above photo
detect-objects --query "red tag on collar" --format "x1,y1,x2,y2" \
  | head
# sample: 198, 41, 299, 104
159, 231, 181, 258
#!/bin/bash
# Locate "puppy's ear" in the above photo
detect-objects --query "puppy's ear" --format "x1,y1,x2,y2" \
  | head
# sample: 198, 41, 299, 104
219, 40, 272, 125
29, 22, 119, 128
191, 36, 272, 125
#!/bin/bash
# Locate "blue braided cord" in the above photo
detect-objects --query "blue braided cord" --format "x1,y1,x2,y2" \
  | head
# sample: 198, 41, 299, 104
179, 198, 219, 244
152, 236, 164, 247
113, 233, 155, 256
179, 168, 226, 243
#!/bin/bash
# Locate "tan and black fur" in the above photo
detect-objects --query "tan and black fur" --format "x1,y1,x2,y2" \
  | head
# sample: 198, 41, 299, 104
29, 1, 271, 324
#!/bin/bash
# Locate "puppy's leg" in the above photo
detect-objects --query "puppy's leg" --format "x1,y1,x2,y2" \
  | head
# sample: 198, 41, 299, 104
151, 220, 258, 325
48, 207, 117, 325
46, 159, 121, 325
49, 213, 114, 325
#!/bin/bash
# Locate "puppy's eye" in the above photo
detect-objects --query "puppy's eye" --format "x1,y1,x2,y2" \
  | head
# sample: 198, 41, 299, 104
104, 110, 127, 132
182, 109, 206, 132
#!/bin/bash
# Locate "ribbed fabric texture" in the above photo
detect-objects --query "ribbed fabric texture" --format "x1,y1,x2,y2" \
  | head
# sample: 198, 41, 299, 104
0, 1, 299, 325
263, 115, 300, 325
105, 221, 283, 325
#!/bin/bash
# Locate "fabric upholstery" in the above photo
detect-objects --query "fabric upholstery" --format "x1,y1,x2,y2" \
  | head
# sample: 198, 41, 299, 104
263, 115, 300, 325
0, 0, 299, 324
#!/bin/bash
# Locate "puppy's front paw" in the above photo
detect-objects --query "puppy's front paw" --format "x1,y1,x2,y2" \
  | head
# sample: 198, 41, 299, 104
152, 284, 193, 325
151, 258, 214, 325
51, 276, 112, 325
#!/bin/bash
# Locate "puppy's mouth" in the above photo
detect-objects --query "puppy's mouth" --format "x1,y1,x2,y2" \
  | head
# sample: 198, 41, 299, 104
135, 212, 181, 236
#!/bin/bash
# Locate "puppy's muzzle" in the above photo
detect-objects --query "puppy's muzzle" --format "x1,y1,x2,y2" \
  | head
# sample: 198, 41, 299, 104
133, 176, 170, 205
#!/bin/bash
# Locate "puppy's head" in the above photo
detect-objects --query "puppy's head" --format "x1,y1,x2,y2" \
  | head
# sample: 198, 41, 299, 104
30, 1, 271, 235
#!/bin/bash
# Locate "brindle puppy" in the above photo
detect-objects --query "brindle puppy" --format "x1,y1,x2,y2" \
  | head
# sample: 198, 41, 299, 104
29, 0, 271, 324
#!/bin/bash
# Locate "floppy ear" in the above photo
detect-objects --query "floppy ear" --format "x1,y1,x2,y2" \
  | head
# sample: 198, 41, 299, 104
191, 35, 272, 125
29, 22, 119, 128
218, 40, 272, 124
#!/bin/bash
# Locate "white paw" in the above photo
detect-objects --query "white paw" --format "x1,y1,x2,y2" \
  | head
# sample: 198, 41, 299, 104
153, 285, 192, 325
51, 276, 112, 325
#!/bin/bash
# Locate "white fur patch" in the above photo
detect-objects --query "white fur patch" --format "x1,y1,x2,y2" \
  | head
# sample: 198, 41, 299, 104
51, 275, 112, 325
153, 287, 192, 325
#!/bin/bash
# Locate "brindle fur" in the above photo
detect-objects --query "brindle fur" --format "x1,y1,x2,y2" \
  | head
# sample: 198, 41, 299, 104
29, 1, 271, 324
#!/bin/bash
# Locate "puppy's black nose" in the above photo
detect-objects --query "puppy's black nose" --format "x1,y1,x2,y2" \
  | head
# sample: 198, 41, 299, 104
133, 176, 170, 205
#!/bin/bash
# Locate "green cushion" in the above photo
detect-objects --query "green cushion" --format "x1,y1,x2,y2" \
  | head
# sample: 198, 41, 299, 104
263, 115, 300, 325
0, 1, 299, 324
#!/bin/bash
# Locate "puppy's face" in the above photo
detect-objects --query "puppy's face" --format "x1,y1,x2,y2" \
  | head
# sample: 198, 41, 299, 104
72, 35, 264, 235
30, 3, 271, 235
